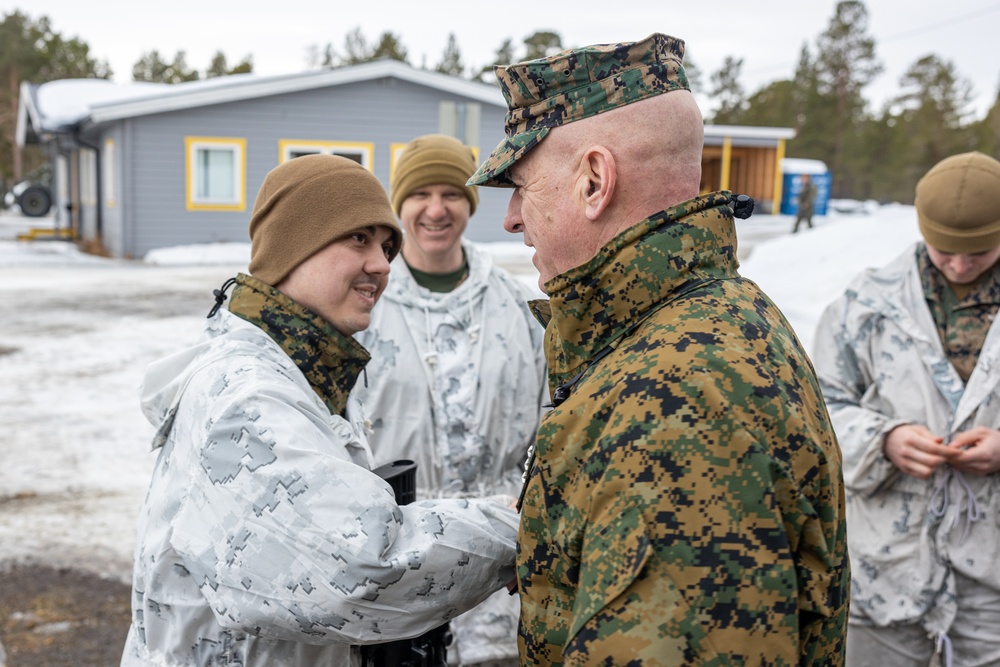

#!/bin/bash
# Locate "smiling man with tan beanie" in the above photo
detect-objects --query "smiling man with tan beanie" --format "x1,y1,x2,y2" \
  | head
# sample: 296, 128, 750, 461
813, 150, 1000, 666
352, 135, 547, 667
122, 154, 521, 667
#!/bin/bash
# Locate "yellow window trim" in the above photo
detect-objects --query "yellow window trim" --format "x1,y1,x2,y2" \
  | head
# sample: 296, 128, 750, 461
185, 136, 247, 212
104, 138, 117, 209
278, 139, 375, 170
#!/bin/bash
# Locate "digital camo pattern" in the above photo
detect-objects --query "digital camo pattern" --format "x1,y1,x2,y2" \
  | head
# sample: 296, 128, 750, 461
468, 33, 690, 187
230, 273, 369, 414
517, 192, 849, 666
122, 288, 518, 666
813, 242, 1000, 639
352, 241, 547, 664
917, 244, 1000, 382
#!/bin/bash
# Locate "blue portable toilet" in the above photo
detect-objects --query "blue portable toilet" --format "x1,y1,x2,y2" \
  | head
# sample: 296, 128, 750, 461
780, 158, 831, 216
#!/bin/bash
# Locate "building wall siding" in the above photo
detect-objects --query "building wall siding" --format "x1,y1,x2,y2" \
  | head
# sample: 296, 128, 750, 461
117, 77, 511, 259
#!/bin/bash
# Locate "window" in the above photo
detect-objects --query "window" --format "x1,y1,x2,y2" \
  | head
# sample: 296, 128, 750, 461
103, 139, 117, 208
185, 137, 247, 211
278, 140, 374, 169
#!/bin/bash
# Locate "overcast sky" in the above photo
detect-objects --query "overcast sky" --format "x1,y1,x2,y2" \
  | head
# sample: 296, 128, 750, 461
8, 0, 1000, 118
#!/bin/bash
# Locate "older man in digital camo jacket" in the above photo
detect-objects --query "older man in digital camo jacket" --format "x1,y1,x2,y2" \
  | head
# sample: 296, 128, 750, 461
468, 33, 850, 666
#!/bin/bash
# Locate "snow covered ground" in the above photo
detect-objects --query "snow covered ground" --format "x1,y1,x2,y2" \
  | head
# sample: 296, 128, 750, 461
0, 201, 923, 584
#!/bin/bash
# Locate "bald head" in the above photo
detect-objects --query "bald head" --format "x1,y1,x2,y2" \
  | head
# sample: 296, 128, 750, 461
539, 90, 704, 227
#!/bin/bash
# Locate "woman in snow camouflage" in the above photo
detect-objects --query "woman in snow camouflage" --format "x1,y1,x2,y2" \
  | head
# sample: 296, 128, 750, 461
122, 155, 518, 667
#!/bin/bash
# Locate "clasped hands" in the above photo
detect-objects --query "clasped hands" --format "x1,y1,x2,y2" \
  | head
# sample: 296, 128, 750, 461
884, 424, 1000, 479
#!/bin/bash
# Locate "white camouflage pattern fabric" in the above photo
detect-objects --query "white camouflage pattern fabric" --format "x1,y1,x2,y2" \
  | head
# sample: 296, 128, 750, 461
353, 240, 546, 665
813, 243, 1000, 639
121, 309, 518, 667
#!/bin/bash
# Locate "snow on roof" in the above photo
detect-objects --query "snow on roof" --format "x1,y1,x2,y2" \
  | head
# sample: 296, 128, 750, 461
33, 78, 170, 129
21, 60, 504, 135
781, 157, 828, 174
705, 124, 797, 141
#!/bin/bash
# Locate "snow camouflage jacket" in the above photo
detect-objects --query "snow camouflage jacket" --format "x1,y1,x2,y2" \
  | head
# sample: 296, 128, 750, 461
517, 192, 850, 666
813, 243, 1000, 639
122, 274, 518, 667
353, 240, 546, 665
354, 240, 546, 500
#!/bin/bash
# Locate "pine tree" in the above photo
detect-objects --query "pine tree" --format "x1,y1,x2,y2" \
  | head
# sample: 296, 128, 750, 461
435, 33, 464, 77
370, 32, 408, 64
708, 56, 746, 124
132, 50, 199, 83
342, 27, 372, 65
523, 31, 562, 61
812, 0, 882, 195
205, 51, 253, 78
476, 39, 517, 83
0, 11, 110, 185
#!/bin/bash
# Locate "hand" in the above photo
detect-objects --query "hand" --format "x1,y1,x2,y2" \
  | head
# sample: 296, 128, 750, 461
947, 427, 1000, 476
883, 424, 959, 479
506, 577, 518, 595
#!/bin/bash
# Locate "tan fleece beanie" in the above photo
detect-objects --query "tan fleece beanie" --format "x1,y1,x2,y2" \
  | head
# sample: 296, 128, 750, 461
391, 134, 479, 216
248, 155, 402, 286
916, 151, 1000, 254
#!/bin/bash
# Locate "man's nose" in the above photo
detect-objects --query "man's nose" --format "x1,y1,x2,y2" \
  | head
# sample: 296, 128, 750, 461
366, 246, 391, 274
952, 255, 973, 274
503, 193, 523, 234
425, 194, 447, 219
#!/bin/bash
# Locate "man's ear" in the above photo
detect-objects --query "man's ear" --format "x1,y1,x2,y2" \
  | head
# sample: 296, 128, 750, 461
578, 146, 616, 221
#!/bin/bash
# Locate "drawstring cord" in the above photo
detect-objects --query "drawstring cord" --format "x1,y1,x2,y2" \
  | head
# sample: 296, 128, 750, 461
929, 466, 983, 543
423, 306, 438, 367
935, 633, 954, 667
206, 277, 237, 318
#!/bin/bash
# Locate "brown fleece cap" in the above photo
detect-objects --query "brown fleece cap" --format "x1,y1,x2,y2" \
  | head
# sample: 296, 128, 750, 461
391, 134, 479, 216
248, 155, 402, 286
916, 151, 1000, 254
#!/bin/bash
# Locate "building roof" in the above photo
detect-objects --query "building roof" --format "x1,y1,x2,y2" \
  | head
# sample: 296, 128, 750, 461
18, 60, 796, 148
17, 59, 504, 146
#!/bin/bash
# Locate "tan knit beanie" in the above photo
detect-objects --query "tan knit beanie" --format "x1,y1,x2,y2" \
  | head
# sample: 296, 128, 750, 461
248, 155, 402, 286
916, 151, 1000, 254
390, 134, 479, 216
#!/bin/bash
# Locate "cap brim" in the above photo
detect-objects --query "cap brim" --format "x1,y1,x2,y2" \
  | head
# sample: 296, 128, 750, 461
467, 127, 549, 187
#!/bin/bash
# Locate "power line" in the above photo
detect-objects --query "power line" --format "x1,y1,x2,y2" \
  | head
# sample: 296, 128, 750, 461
880, 3, 1000, 44
740, 2, 1000, 81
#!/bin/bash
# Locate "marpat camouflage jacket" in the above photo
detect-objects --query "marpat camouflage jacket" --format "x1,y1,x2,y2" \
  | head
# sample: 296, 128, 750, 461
517, 192, 849, 666
121, 275, 518, 667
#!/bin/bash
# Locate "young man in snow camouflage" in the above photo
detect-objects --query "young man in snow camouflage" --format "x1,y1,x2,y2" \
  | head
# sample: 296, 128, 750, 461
121, 155, 519, 667
468, 33, 850, 666
813, 151, 1000, 666
353, 134, 546, 667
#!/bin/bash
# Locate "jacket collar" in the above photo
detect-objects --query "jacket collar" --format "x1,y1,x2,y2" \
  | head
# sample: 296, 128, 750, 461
381, 240, 493, 309
228, 273, 370, 415
539, 192, 739, 382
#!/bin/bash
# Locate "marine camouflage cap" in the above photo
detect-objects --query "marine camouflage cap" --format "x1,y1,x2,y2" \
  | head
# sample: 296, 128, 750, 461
468, 32, 690, 188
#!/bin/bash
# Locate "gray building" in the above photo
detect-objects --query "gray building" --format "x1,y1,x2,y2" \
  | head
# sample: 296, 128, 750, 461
17, 60, 513, 258
18, 60, 798, 258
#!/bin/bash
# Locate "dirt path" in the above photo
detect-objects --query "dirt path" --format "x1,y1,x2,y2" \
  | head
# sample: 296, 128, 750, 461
0, 563, 131, 667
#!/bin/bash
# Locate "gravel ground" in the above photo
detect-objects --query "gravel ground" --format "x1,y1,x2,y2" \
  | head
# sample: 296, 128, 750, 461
0, 563, 131, 667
